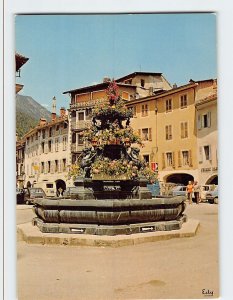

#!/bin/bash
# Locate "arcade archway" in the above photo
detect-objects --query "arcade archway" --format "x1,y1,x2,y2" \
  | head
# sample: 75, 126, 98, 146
206, 175, 218, 185
55, 179, 66, 196
165, 173, 194, 186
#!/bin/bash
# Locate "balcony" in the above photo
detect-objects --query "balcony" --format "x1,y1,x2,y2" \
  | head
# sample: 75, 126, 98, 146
71, 120, 91, 130
71, 144, 84, 153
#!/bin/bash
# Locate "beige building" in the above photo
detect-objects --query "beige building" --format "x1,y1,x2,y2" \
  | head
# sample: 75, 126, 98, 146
195, 80, 218, 185
126, 79, 218, 185
23, 108, 72, 192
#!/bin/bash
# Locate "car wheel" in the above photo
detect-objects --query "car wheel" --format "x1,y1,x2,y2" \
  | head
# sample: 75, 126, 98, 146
214, 197, 218, 204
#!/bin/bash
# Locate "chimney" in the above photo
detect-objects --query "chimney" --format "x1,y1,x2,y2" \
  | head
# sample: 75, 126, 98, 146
173, 83, 177, 89
103, 77, 111, 83
60, 107, 66, 118
39, 118, 47, 126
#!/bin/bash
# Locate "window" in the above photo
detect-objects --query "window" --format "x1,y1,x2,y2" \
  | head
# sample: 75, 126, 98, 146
78, 112, 85, 121
125, 79, 132, 85
55, 138, 59, 151
165, 99, 172, 112
165, 125, 172, 140
141, 128, 152, 141
41, 162, 44, 173
204, 145, 211, 160
182, 151, 189, 165
42, 130, 46, 139
166, 152, 173, 166
78, 134, 83, 145
180, 94, 187, 108
181, 122, 188, 138
55, 160, 58, 172
141, 79, 145, 87
143, 155, 150, 163
48, 161, 51, 173
63, 136, 67, 151
62, 159, 66, 172
48, 140, 52, 152
198, 112, 211, 129
49, 127, 52, 137
56, 125, 60, 131
41, 142, 45, 153
142, 104, 148, 116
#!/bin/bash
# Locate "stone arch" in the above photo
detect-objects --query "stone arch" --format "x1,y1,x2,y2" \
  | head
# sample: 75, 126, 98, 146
55, 179, 66, 196
164, 173, 194, 186
206, 174, 218, 185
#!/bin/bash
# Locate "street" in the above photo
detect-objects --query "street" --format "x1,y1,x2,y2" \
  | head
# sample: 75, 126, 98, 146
17, 202, 219, 300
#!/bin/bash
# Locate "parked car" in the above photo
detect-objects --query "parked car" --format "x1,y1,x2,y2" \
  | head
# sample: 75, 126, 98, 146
206, 186, 218, 204
24, 188, 46, 205
16, 188, 25, 204
200, 185, 216, 201
172, 185, 187, 197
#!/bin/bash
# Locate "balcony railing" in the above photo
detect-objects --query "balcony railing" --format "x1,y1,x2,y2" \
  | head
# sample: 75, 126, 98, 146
71, 120, 91, 130
71, 144, 84, 152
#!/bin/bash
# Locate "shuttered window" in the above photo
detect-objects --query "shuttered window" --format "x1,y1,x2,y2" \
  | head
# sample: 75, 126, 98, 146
165, 125, 172, 140
181, 122, 188, 138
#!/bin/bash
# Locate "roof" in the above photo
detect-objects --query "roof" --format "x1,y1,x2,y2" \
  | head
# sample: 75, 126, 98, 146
63, 82, 136, 95
125, 82, 198, 105
116, 72, 163, 82
23, 115, 68, 139
195, 93, 217, 107
15, 52, 29, 71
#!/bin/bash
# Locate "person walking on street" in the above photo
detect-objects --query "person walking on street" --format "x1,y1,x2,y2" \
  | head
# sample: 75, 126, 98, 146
193, 181, 201, 204
186, 181, 193, 204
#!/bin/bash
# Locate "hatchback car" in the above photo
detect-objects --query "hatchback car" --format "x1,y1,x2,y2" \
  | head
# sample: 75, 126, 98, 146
206, 186, 218, 204
24, 188, 46, 204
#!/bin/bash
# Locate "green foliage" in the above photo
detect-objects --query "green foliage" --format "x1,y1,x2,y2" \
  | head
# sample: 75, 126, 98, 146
16, 111, 38, 138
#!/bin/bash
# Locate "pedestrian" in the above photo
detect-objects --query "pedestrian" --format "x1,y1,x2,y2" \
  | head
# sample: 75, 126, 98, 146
186, 181, 193, 204
58, 187, 63, 197
193, 181, 201, 204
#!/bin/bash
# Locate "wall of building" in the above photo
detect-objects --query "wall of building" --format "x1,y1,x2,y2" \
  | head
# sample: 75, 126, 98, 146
24, 118, 72, 189
196, 98, 217, 185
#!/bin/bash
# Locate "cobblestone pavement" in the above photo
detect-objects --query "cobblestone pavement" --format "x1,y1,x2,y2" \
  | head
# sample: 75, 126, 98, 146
17, 202, 219, 300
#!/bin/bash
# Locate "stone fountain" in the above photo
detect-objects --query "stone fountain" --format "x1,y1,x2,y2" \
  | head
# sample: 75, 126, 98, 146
32, 81, 186, 236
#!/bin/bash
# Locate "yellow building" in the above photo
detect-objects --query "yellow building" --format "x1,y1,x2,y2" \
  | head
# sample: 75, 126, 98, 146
126, 79, 217, 185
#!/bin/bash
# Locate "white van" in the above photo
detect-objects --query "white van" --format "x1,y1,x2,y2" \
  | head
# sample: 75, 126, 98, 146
33, 181, 56, 197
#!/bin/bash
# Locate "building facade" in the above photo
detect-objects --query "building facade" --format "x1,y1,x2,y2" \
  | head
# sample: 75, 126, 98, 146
23, 108, 72, 192
64, 72, 172, 163
126, 79, 217, 185
195, 80, 218, 185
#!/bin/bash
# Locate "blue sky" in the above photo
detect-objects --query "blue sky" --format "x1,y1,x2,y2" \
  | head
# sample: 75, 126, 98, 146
15, 13, 216, 111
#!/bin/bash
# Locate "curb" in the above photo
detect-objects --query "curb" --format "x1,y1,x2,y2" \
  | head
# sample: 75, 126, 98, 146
17, 219, 200, 248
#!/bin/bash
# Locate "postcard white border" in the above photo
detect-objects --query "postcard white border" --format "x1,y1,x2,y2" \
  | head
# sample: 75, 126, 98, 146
2, 1, 233, 299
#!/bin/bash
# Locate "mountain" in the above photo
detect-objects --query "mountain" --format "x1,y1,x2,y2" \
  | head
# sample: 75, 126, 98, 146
16, 94, 51, 138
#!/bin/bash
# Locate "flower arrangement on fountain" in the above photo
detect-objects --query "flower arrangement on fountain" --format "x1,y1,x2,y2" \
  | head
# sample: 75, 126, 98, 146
82, 121, 143, 147
92, 81, 133, 120
91, 157, 157, 182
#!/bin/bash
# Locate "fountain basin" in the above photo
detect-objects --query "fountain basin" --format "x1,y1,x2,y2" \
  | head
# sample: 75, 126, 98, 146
32, 196, 186, 235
